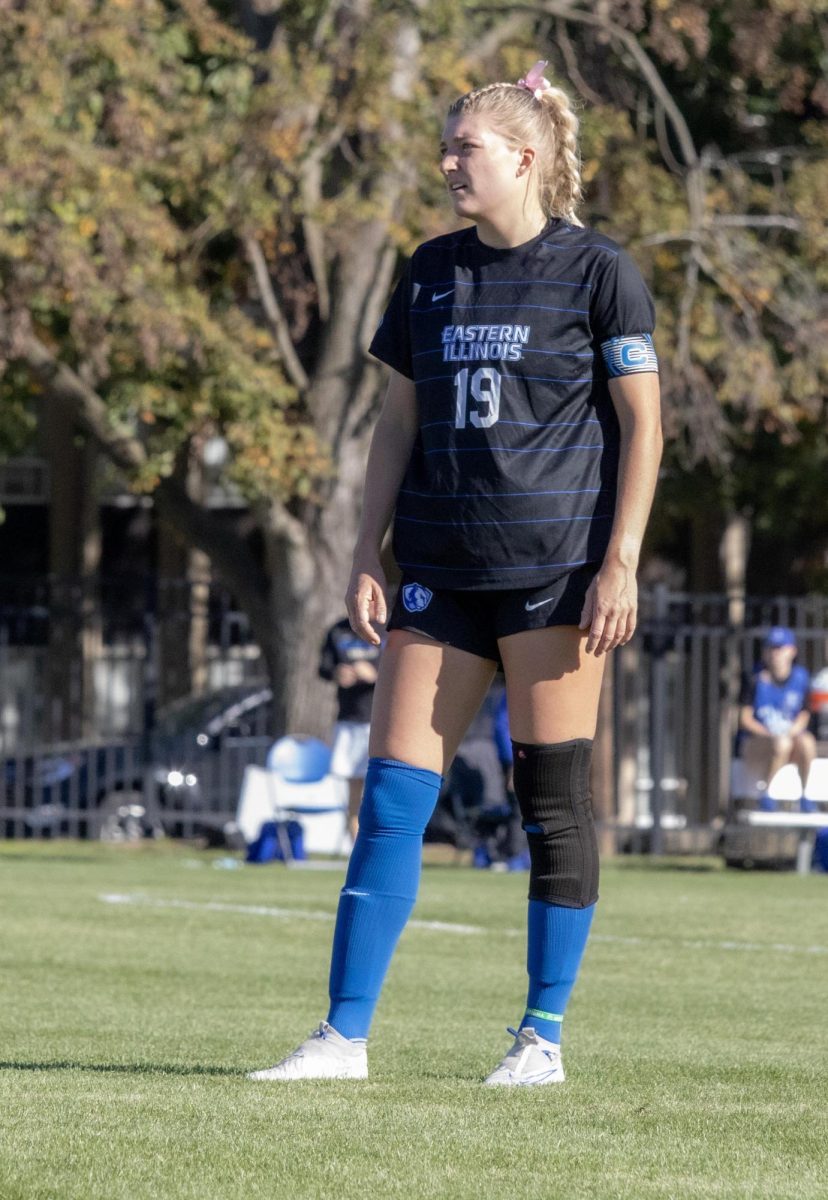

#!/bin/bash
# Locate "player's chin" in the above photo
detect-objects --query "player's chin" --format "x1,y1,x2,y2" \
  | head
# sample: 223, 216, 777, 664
448, 189, 475, 214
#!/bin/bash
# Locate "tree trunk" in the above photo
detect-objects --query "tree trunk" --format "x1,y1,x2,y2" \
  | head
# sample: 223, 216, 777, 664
157, 531, 212, 708
716, 508, 751, 822
689, 503, 724, 592
156, 450, 211, 707
719, 509, 750, 627
262, 427, 370, 737
43, 403, 101, 742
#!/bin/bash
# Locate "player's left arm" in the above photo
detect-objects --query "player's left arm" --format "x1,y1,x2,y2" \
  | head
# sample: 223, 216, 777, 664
580, 371, 663, 655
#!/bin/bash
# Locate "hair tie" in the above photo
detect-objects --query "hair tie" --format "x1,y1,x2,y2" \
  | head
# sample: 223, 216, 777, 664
516, 59, 552, 102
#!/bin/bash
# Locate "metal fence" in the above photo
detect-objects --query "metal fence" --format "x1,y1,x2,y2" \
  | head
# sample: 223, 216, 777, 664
0, 574, 266, 751
1, 576, 826, 842
619, 588, 828, 843
1, 740, 146, 840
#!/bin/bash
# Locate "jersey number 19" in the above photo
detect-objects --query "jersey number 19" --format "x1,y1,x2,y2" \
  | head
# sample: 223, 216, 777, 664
453, 367, 501, 429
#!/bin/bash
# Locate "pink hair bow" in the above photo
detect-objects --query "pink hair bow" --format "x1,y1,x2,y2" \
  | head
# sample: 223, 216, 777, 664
517, 59, 551, 101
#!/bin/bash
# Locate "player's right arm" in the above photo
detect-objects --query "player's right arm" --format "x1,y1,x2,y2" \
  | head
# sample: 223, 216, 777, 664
346, 368, 418, 644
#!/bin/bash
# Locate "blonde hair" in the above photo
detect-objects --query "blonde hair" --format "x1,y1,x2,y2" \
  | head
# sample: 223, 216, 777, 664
447, 81, 583, 225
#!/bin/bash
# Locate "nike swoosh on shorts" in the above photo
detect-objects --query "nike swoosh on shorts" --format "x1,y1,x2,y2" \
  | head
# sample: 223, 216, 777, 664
432, 290, 453, 302
524, 596, 557, 612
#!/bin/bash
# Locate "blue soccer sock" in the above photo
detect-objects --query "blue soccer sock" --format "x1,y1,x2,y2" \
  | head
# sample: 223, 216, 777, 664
327, 757, 442, 1040
520, 899, 596, 1045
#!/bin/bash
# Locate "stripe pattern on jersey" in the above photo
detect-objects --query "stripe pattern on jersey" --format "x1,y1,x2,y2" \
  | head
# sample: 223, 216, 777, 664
369, 219, 656, 590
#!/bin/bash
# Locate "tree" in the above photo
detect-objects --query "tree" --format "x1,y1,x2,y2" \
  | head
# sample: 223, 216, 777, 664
0, 0, 438, 733
528, 0, 828, 590
1, 0, 825, 739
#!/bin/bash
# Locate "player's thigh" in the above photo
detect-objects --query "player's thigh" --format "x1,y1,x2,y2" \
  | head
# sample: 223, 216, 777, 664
499, 625, 607, 743
370, 629, 497, 774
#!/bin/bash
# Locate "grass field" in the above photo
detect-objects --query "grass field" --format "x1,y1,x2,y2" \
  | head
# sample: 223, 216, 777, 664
1, 842, 826, 1200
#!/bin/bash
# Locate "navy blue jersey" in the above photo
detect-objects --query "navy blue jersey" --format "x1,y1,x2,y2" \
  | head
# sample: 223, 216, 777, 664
319, 619, 381, 723
369, 218, 657, 590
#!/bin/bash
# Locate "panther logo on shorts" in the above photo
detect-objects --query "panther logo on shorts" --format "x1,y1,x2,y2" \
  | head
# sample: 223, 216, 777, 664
402, 582, 433, 613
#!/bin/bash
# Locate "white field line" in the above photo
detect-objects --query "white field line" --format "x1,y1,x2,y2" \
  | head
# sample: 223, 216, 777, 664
98, 892, 828, 956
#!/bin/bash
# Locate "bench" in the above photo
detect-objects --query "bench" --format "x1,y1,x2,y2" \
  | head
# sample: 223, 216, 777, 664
724, 755, 828, 873
733, 808, 828, 874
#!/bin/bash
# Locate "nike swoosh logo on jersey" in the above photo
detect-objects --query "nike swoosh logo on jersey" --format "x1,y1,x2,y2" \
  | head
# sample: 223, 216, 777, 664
432, 289, 453, 302
525, 596, 557, 612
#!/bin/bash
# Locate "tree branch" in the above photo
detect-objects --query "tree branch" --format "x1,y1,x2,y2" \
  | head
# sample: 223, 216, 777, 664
358, 243, 397, 355
639, 230, 700, 246
641, 215, 805, 246
654, 98, 685, 177
693, 246, 762, 336
13, 330, 272, 633
300, 156, 333, 321
712, 215, 804, 232
552, 3, 698, 167
555, 16, 603, 106
477, 2, 702, 221
475, 12, 528, 60
17, 332, 145, 475
244, 235, 309, 392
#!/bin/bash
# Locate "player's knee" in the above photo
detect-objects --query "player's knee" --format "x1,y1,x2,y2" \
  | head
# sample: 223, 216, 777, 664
357, 757, 441, 837
771, 734, 794, 756
511, 739, 598, 909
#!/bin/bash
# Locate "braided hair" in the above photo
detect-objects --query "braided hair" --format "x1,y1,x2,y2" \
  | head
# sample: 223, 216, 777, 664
446, 80, 583, 226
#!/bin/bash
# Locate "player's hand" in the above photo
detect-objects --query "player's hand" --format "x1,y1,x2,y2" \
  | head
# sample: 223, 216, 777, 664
578, 560, 637, 656
345, 558, 387, 646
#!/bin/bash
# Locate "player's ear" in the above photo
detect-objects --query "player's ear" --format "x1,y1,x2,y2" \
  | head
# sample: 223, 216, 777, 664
516, 145, 536, 177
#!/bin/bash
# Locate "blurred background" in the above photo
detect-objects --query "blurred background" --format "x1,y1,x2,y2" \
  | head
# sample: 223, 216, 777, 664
0, 0, 825, 856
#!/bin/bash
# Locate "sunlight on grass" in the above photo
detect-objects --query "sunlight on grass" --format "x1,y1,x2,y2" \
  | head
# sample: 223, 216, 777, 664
1, 843, 826, 1199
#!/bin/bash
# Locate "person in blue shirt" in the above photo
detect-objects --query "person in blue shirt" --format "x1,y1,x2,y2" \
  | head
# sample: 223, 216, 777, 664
738, 627, 815, 808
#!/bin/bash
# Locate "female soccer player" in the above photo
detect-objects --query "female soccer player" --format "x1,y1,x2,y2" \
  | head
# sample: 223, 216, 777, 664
251, 61, 662, 1086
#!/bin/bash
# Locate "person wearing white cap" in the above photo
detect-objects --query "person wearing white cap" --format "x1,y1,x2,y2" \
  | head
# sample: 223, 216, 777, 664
738, 627, 816, 807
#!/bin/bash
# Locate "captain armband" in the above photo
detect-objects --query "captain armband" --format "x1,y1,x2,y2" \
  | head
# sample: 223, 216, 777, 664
600, 333, 658, 378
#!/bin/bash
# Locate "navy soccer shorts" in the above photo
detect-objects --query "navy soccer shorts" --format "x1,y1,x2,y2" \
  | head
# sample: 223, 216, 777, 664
386, 564, 597, 662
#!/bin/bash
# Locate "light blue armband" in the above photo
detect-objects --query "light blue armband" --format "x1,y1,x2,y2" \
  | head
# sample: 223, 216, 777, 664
600, 333, 658, 377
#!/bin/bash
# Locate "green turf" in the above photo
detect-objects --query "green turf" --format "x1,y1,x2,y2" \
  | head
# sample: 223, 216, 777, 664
1, 841, 826, 1200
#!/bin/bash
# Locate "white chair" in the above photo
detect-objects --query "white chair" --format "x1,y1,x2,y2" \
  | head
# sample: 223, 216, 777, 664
237, 736, 349, 862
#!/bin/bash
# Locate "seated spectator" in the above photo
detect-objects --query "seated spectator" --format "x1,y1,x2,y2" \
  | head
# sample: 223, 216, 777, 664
739, 627, 816, 809
319, 617, 381, 842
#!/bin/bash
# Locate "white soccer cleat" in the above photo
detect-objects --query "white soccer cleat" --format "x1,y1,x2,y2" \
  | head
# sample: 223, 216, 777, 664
247, 1021, 368, 1081
483, 1026, 565, 1087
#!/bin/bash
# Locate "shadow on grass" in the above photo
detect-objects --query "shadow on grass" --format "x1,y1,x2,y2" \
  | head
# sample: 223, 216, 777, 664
0, 1060, 244, 1078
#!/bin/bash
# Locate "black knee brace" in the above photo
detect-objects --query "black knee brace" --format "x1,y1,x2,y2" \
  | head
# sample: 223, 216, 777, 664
512, 739, 598, 908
